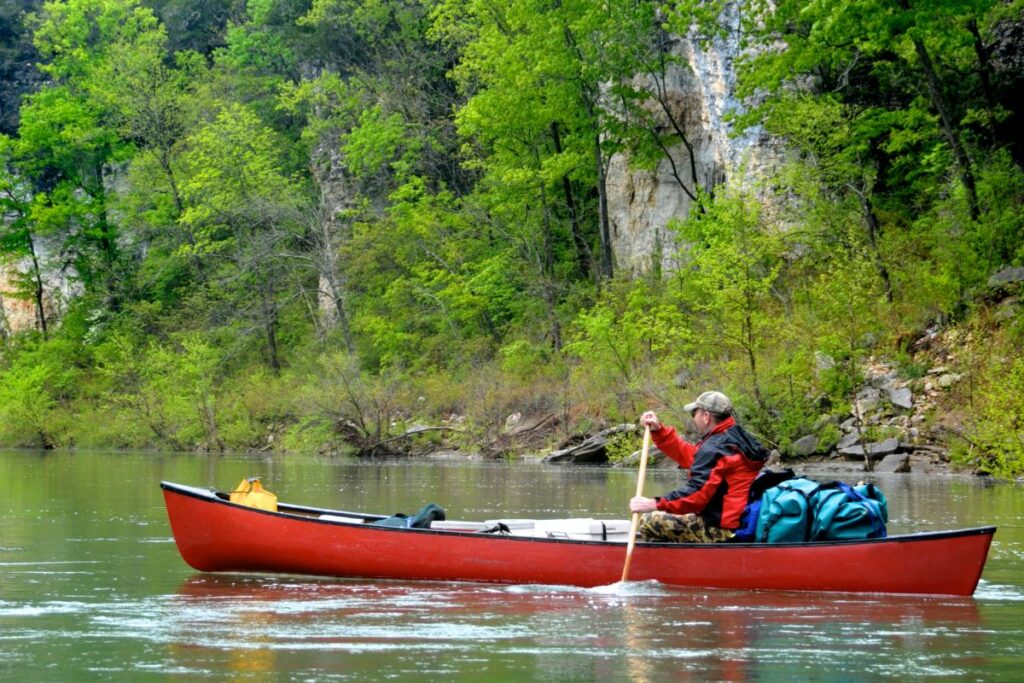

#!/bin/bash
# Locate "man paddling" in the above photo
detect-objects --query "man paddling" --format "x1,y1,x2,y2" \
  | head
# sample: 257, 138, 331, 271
630, 391, 770, 543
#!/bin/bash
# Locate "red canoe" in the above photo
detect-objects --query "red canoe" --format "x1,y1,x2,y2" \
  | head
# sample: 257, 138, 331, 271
160, 481, 995, 596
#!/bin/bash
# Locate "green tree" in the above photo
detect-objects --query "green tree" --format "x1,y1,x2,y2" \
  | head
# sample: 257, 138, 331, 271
670, 187, 786, 413
0, 337, 79, 447
0, 135, 50, 336
565, 279, 692, 417
761, 95, 896, 302
5, 0, 172, 312
432, 0, 666, 283
178, 103, 305, 372
739, 0, 1015, 225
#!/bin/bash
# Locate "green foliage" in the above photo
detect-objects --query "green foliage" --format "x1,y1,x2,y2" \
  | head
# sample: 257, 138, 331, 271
668, 187, 786, 411
92, 332, 227, 449
955, 353, 1024, 479
279, 413, 349, 454
894, 351, 929, 381
342, 106, 417, 180
565, 278, 691, 418
0, 0, 1022, 474
603, 430, 640, 464
0, 336, 79, 447
499, 340, 549, 379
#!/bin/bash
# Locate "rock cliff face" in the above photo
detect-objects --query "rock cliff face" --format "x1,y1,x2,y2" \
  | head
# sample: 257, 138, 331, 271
0, 0, 44, 136
0, 271, 39, 335
607, 7, 784, 274
0, 267, 66, 337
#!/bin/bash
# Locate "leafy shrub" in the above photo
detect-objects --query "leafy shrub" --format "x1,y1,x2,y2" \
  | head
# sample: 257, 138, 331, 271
0, 337, 79, 447
604, 430, 642, 464
955, 353, 1024, 478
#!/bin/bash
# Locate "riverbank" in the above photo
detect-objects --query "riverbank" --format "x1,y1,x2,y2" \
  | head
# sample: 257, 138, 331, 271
2, 272, 1020, 482
481, 291, 1022, 479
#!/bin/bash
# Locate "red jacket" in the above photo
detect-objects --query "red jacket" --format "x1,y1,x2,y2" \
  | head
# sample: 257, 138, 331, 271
651, 416, 769, 529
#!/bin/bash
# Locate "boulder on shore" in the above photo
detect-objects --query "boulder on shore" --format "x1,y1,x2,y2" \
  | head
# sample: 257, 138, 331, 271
887, 387, 913, 410
875, 452, 912, 473
542, 424, 637, 464
838, 437, 901, 462
790, 434, 819, 457
614, 446, 670, 468
836, 431, 861, 450
987, 266, 1024, 289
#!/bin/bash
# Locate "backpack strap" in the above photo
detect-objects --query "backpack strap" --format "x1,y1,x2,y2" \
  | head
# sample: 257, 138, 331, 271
796, 480, 822, 541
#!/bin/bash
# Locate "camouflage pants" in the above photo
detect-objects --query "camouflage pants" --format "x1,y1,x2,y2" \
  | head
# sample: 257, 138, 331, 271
638, 511, 734, 543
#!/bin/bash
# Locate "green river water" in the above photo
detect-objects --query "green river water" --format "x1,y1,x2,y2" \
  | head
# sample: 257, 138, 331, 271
1, 450, 1022, 681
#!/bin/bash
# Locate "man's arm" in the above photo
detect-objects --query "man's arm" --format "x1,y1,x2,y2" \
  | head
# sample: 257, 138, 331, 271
656, 448, 725, 515
651, 425, 697, 469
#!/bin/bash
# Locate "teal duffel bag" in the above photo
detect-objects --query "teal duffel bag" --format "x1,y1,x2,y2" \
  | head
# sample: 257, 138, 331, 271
755, 477, 822, 543
756, 478, 888, 543
810, 482, 888, 541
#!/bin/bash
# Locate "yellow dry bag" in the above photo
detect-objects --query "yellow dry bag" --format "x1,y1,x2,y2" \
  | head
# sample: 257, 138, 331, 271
229, 477, 278, 512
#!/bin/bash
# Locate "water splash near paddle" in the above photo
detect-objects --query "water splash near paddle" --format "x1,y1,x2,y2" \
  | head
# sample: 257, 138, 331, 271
498, 580, 670, 597
588, 579, 669, 596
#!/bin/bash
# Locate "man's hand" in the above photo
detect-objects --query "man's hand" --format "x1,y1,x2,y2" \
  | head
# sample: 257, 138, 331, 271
630, 496, 658, 513
639, 411, 662, 432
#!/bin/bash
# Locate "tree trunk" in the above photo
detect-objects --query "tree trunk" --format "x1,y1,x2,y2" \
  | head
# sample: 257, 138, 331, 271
966, 19, 998, 144
650, 51, 704, 212
160, 149, 184, 217
26, 231, 48, 338
539, 182, 564, 350
912, 37, 980, 221
744, 302, 765, 411
550, 122, 592, 280
855, 189, 895, 303
262, 286, 282, 373
594, 135, 614, 281
561, 23, 614, 281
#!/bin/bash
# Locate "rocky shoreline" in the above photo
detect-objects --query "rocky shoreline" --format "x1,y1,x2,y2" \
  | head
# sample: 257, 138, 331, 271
353, 267, 1024, 476
485, 338, 984, 477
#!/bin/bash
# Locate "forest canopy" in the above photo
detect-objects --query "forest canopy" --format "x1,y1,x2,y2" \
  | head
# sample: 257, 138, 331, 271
0, 0, 1022, 477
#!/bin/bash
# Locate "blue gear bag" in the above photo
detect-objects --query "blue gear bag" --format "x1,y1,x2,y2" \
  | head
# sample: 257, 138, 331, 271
755, 478, 888, 543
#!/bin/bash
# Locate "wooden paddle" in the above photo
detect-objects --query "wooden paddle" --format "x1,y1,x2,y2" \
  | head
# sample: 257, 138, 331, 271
621, 425, 652, 582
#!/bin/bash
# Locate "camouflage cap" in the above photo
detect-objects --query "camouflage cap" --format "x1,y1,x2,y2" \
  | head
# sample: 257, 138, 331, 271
683, 390, 733, 416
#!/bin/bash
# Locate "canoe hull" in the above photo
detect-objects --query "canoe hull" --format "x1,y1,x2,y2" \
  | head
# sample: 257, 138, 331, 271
160, 481, 994, 596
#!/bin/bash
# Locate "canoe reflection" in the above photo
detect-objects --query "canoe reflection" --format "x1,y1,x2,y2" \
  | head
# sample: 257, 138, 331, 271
175, 574, 982, 622
616, 588, 982, 682
170, 576, 983, 682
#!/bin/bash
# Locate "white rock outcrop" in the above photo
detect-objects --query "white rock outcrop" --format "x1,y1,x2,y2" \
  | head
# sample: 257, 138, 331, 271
607, 5, 785, 274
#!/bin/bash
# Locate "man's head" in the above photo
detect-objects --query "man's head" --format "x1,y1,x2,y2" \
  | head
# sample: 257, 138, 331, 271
684, 391, 733, 434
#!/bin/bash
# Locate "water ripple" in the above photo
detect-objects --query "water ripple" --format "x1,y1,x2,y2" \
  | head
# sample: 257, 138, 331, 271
974, 580, 1024, 601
